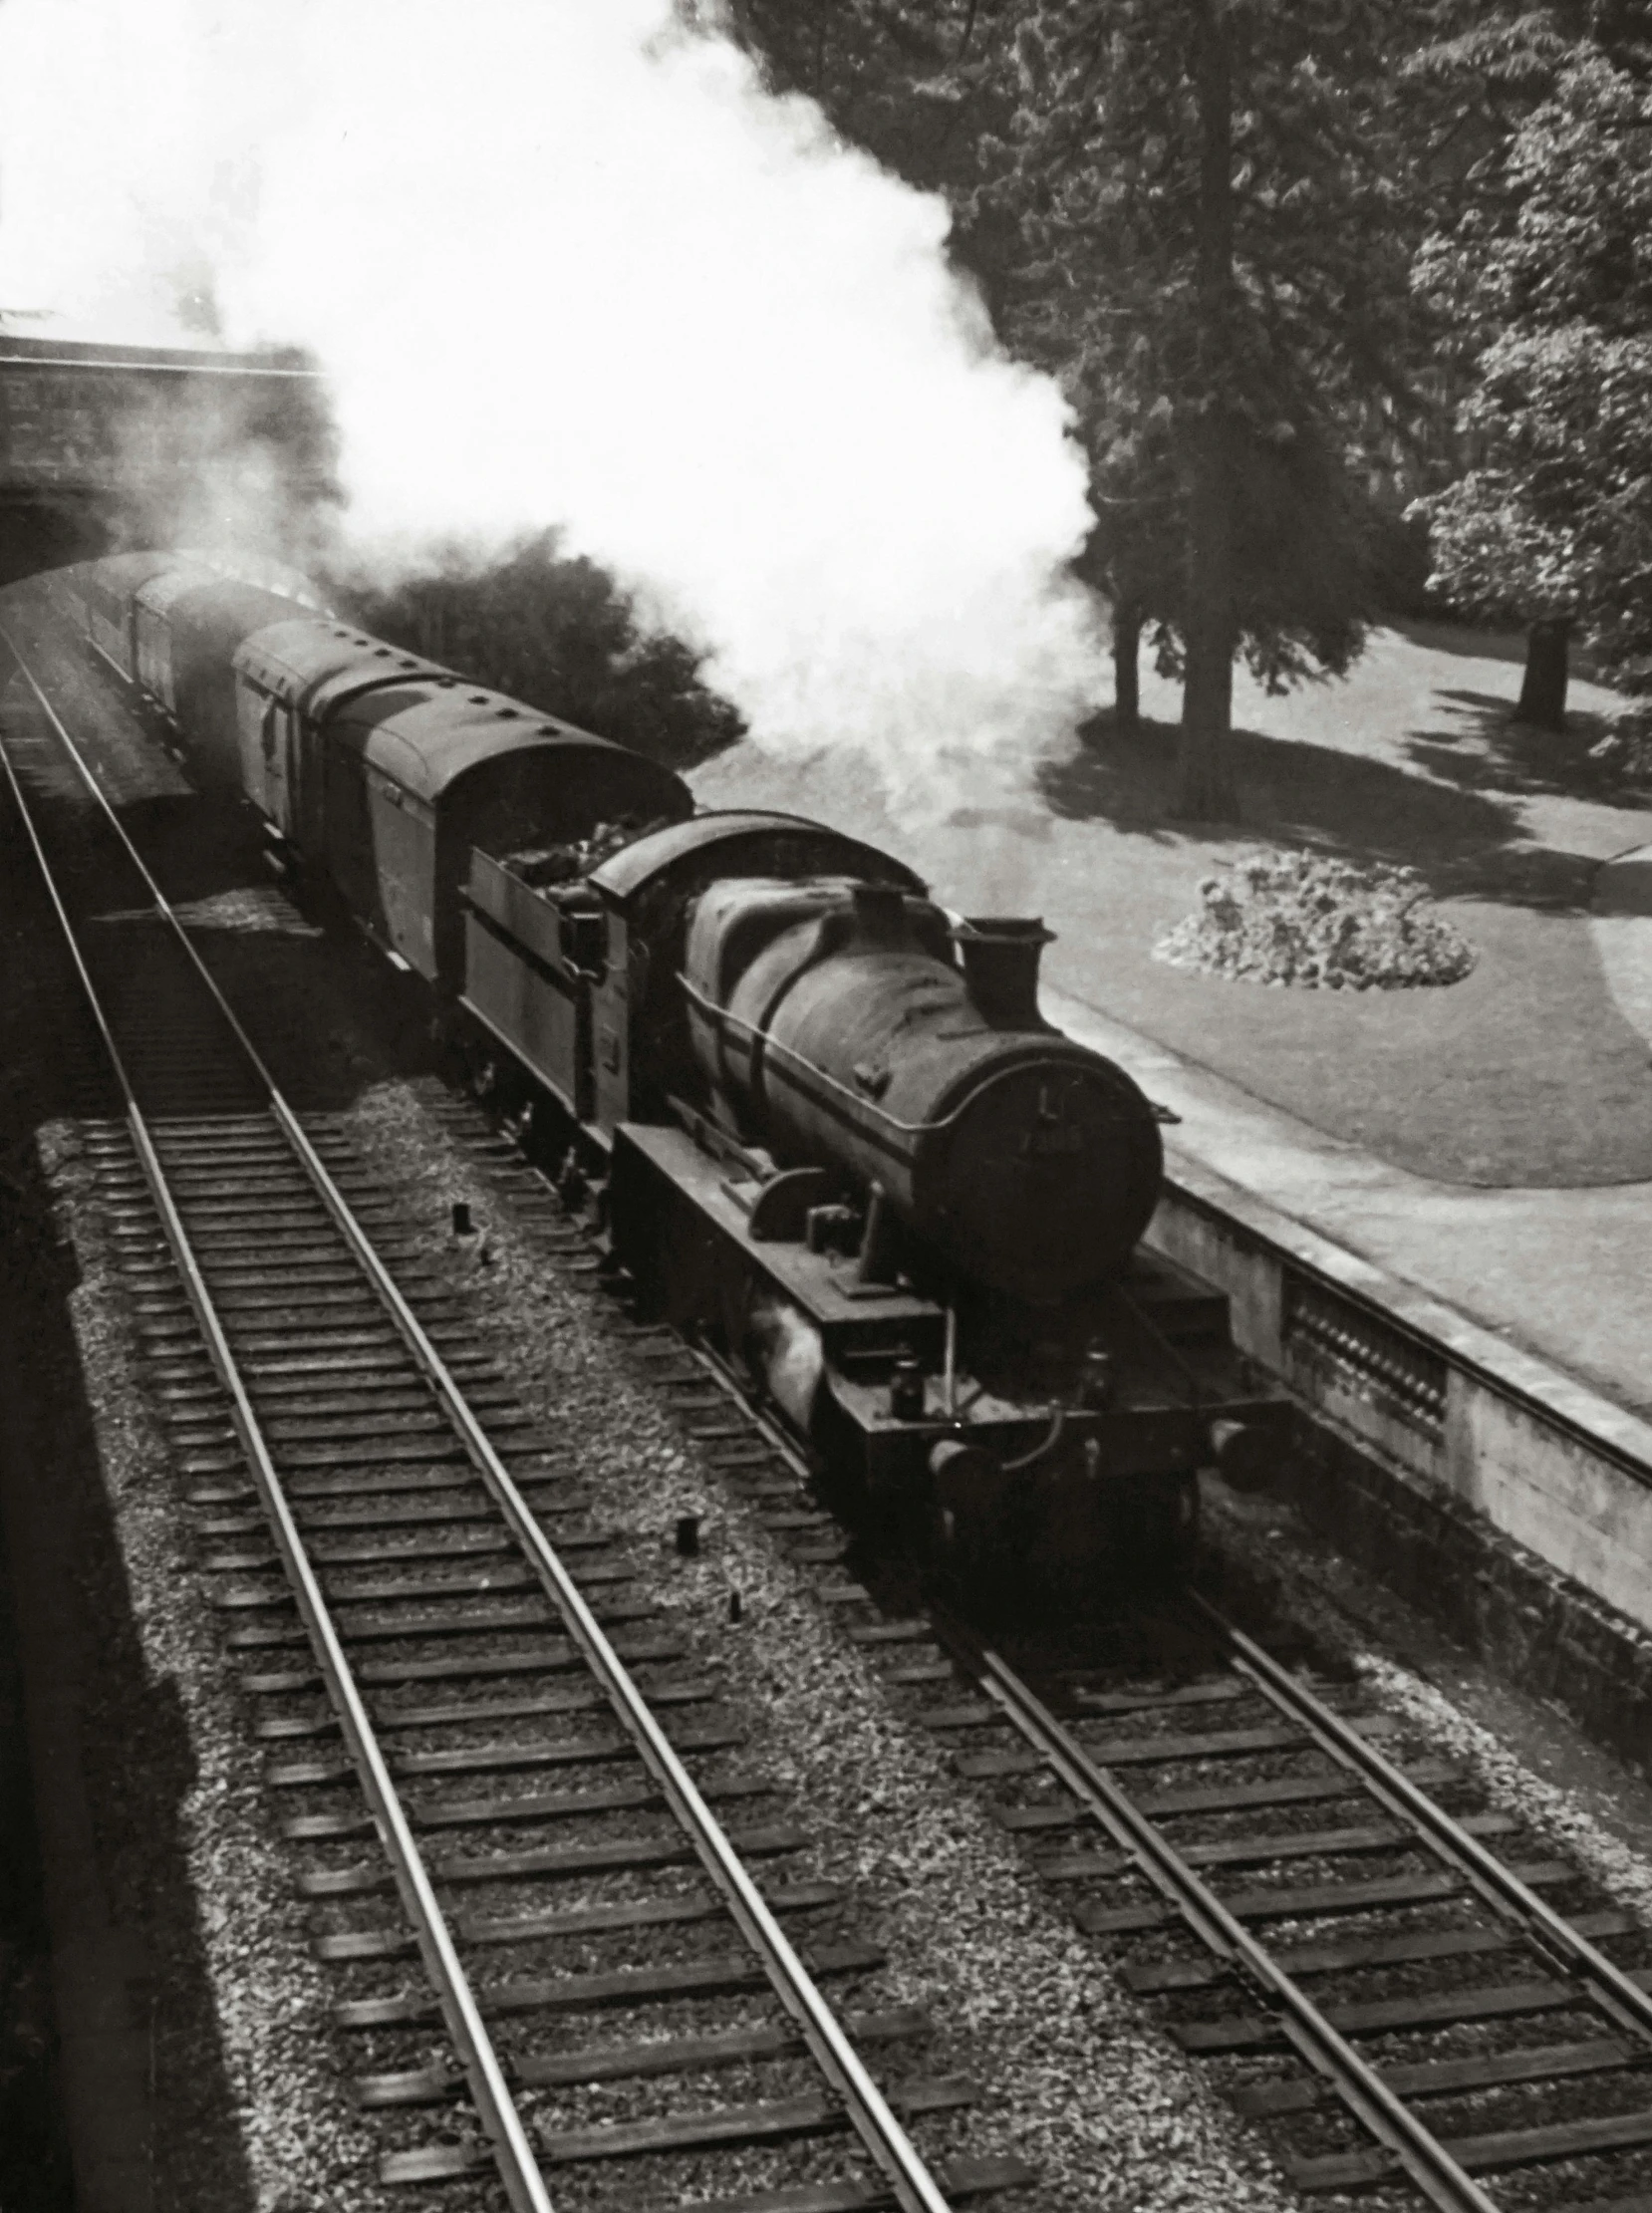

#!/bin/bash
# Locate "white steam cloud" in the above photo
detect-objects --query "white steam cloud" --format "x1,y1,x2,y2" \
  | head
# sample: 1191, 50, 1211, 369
0, 0, 1107, 805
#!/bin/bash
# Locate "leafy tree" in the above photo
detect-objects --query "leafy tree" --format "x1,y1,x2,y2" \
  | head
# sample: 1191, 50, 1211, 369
729, 2, 1429, 817
1416, 331, 1652, 721
713, 0, 1004, 194
1069, 365, 1379, 747
340, 532, 745, 770
1412, 44, 1652, 723
969, 2, 1436, 814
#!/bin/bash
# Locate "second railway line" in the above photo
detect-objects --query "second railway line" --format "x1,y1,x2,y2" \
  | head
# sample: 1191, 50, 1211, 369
626, 1322, 1652, 2213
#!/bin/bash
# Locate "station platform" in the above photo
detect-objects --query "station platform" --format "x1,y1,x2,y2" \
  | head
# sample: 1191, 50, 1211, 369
1046, 965, 1652, 1429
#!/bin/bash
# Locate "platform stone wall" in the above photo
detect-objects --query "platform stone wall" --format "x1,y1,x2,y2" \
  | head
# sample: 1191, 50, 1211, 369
1149, 1167, 1652, 1778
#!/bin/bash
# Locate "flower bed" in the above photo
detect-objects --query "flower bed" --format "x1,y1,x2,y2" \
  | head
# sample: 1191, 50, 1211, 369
1154, 849, 1477, 989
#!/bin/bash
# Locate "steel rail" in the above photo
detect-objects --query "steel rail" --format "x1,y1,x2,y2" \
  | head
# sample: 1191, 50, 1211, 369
0, 624, 954, 2213
1193, 1594, 1652, 2047
0, 652, 556, 2213
953, 1633, 1503, 2213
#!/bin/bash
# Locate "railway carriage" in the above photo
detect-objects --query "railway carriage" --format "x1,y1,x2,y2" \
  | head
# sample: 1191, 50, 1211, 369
232, 619, 456, 907
231, 618, 692, 983
70, 550, 188, 682
131, 570, 300, 785
340, 686, 691, 987
67, 548, 1289, 1607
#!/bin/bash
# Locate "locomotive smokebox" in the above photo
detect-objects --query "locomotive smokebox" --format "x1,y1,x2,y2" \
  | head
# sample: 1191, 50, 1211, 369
684, 876, 1165, 1301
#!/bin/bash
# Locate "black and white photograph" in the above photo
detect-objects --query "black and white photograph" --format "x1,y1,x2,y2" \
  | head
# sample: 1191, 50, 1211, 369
2, 4, 1652, 2210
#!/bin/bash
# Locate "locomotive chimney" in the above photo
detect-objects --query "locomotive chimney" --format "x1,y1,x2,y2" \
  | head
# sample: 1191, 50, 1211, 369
954, 917, 1055, 1030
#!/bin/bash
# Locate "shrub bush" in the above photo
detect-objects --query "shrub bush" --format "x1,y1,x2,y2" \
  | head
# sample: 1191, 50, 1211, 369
1586, 706, 1652, 792
331, 530, 745, 771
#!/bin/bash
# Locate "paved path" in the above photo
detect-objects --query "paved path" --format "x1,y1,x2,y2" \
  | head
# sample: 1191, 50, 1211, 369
1591, 840, 1652, 1048
1044, 979, 1652, 1421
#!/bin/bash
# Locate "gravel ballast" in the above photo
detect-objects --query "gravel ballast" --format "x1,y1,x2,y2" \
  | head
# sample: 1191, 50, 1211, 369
336, 1079, 1310, 2213
60, 1039, 1652, 2208
23, 869, 1649, 2213
34, 1056, 1652, 2212
37, 1117, 390, 2213
1205, 1483, 1652, 1931
31, 1063, 1304, 2211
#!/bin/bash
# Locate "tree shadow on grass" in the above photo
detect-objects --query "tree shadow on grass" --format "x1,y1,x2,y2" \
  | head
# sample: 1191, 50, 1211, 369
1405, 687, 1642, 810
1040, 707, 1599, 913
1039, 713, 1195, 844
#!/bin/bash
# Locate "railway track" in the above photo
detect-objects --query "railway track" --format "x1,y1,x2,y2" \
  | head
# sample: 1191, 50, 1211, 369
0, 626, 1036, 2209
9, 601, 1652, 2213
645, 1339, 1652, 2213
955, 1615, 1652, 2209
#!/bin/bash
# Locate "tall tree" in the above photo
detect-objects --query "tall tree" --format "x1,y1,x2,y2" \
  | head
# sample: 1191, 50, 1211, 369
1180, 0, 1240, 810
728, 2, 1434, 813
1411, 39, 1652, 723
976, 3, 1434, 814
715, 0, 1002, 192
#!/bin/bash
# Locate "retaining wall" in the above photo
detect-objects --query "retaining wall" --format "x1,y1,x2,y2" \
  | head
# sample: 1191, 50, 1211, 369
1150, 1156, 1652, 1776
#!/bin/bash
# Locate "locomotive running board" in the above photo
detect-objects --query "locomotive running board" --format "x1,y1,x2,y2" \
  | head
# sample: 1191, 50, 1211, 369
610, 1123, 948, 1364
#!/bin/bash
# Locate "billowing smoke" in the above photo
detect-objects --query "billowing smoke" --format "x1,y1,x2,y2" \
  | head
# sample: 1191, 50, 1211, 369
0, 0, 1107, 808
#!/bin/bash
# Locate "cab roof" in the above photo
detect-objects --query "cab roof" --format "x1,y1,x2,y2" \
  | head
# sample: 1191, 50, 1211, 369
590, 809, 926, 902
134, 568, 301, 634
74, 551, 198, 602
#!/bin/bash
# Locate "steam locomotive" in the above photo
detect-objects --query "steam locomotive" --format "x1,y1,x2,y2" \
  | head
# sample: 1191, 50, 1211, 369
64, 551, 1287, 1603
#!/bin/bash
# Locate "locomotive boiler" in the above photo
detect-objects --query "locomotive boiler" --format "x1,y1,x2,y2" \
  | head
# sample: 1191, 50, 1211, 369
682, 874, 1164, 1300
60, 551, 1288, 1606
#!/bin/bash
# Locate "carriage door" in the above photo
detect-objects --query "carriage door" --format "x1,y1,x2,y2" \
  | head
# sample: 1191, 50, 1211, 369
257, 697, 285, 825
259, 697, 302, 833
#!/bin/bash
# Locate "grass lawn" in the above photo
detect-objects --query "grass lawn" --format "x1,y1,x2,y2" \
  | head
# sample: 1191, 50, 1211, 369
692, 623, 1652, 1189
